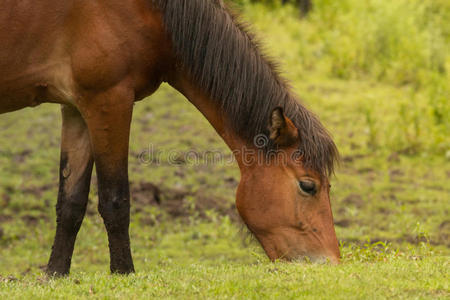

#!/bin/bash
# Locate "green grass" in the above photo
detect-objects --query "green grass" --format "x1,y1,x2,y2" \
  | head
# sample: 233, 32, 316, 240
1, 256, 448, 299
1, 1, 449, 298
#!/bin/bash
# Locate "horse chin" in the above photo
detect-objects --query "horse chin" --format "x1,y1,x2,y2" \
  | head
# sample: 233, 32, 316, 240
280, 246, 341, 264
257, 231, 340, 265
262, 244, 340, 265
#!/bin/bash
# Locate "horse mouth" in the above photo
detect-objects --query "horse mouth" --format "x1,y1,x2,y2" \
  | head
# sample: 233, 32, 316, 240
290, 254, 339, 264
271, 246, 340, 264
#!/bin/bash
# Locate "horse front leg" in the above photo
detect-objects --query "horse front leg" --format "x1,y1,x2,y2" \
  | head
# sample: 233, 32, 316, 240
47, 105, 94, 276
80, 84, 135, 274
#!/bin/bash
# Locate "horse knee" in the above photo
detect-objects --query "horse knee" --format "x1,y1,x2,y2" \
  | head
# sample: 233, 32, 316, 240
98, 196, 130, 231
56, 197, 87, 233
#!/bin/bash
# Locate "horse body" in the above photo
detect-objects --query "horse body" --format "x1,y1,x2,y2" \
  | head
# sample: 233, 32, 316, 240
0, 0, 171, 113
0, 0, 340, 276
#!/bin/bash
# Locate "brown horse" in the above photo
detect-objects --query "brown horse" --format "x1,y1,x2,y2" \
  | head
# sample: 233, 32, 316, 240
0, 0, 340, 276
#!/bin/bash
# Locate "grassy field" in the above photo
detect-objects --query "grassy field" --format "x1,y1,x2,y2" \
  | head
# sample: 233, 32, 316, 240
1, 0, 449, 298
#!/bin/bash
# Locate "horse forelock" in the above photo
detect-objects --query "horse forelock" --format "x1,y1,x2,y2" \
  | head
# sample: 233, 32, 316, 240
153, 0, 339, 176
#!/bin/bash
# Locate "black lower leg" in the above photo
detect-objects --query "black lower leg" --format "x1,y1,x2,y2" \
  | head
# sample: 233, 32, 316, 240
47, 154, 93, 276
47, 106, 93, 276
98, 173, 134, 274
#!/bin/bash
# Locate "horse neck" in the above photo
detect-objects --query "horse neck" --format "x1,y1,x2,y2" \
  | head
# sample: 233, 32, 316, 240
169, 73, 250, 168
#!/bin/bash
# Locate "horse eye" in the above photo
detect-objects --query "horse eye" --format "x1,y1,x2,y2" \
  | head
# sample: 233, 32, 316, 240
299, 180, 317, 196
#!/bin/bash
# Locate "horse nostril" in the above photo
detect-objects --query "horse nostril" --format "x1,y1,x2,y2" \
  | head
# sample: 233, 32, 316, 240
312, 228, 318, 232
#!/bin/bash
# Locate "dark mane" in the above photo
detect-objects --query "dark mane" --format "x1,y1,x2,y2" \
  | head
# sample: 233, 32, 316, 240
154, 0, 339, 176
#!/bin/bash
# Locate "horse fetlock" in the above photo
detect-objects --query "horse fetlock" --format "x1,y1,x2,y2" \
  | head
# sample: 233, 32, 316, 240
108, 237, 135, 274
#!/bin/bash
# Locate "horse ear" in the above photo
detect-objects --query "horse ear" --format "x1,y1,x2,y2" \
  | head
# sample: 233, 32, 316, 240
268, 107, 299, 147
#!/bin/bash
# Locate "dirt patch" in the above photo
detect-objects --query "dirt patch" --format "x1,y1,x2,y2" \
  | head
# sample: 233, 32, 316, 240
224, 176, 239, 189
22, 183, 55, 198
357, 167, 375, 174
377, 207, 391, 215
436, 220, 450, 247
399, 234, 430, 245
342, 194, 365, 208
0, 215, 13, 223
389, 169, 404, 181
21, 214, 48, 225
132, 182, 161, 207
342, 153, 367, 163
13, 149, 32, 163
1, 193, 11, 208
131, 182, 239, 223
334, 219, 351, 228
387, 152, 400, 162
